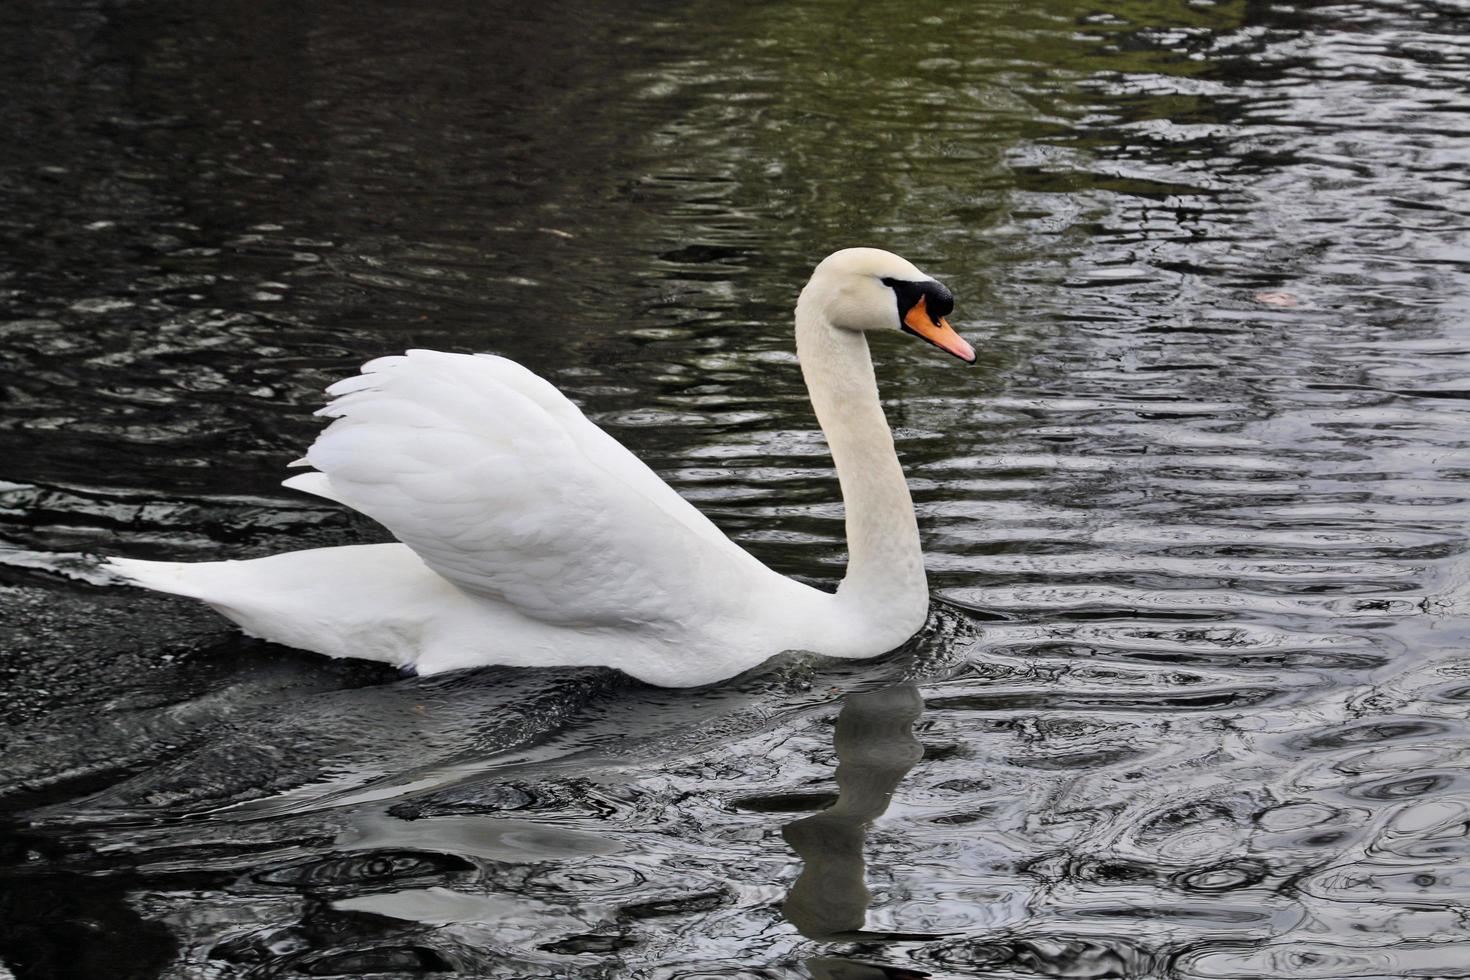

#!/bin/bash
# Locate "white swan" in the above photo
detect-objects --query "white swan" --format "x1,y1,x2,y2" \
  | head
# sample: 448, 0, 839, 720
107, 248, 974, 687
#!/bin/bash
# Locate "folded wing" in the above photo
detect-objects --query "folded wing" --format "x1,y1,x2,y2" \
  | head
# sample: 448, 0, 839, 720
283, 350, 768, 629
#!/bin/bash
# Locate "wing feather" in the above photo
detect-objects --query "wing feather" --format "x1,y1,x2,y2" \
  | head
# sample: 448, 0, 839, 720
285, 350, 765, 628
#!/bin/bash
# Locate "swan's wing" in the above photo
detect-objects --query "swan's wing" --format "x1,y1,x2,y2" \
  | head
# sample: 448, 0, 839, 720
283, 349, 765, 628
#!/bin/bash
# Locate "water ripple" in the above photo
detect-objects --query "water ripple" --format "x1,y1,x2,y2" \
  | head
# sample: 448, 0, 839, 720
4, 0, 1470, 976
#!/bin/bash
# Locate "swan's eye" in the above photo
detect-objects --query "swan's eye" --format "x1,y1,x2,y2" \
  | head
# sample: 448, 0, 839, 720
881, 276, 921, 326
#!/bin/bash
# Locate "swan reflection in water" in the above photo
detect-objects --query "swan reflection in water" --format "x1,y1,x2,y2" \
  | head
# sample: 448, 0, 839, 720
782, 683, 934, 978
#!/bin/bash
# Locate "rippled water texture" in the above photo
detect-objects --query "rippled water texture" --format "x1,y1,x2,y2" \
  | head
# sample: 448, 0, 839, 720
4, 0, 1470, 977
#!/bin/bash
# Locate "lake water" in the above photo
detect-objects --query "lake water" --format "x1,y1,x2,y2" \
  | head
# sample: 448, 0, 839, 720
4, 0, 1470, 977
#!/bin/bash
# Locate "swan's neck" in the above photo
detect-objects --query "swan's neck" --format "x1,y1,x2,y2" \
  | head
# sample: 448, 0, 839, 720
795, 298, 928, 631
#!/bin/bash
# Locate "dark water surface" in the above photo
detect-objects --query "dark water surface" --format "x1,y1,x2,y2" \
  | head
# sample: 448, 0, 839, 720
4, 0, 1470, 976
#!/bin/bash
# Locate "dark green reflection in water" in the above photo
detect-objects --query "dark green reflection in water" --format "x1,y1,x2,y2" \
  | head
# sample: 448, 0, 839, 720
782, 685, 925, 940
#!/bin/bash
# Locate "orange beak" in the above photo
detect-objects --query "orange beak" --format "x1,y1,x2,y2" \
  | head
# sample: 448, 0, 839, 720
903, 295, 975, 363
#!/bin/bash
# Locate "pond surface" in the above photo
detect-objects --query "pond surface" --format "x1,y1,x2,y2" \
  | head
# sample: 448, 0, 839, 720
4, 0, 1470, 977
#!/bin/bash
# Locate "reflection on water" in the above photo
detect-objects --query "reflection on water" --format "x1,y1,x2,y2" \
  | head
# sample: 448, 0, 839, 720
783, 685, 925, 941
4, 0, 1470, 976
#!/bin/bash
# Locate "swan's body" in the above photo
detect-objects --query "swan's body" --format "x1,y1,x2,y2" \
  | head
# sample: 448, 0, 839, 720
108, 248, 973, 686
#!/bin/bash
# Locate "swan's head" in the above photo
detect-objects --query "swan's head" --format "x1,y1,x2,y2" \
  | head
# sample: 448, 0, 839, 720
802, 247, 975, 363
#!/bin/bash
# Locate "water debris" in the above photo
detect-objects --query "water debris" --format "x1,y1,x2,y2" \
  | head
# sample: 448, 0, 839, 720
1254, 291, 1300, 307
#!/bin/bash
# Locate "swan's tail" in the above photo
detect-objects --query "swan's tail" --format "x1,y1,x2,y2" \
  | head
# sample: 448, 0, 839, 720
105, 545, 453, 669
104, 556, 218, 600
